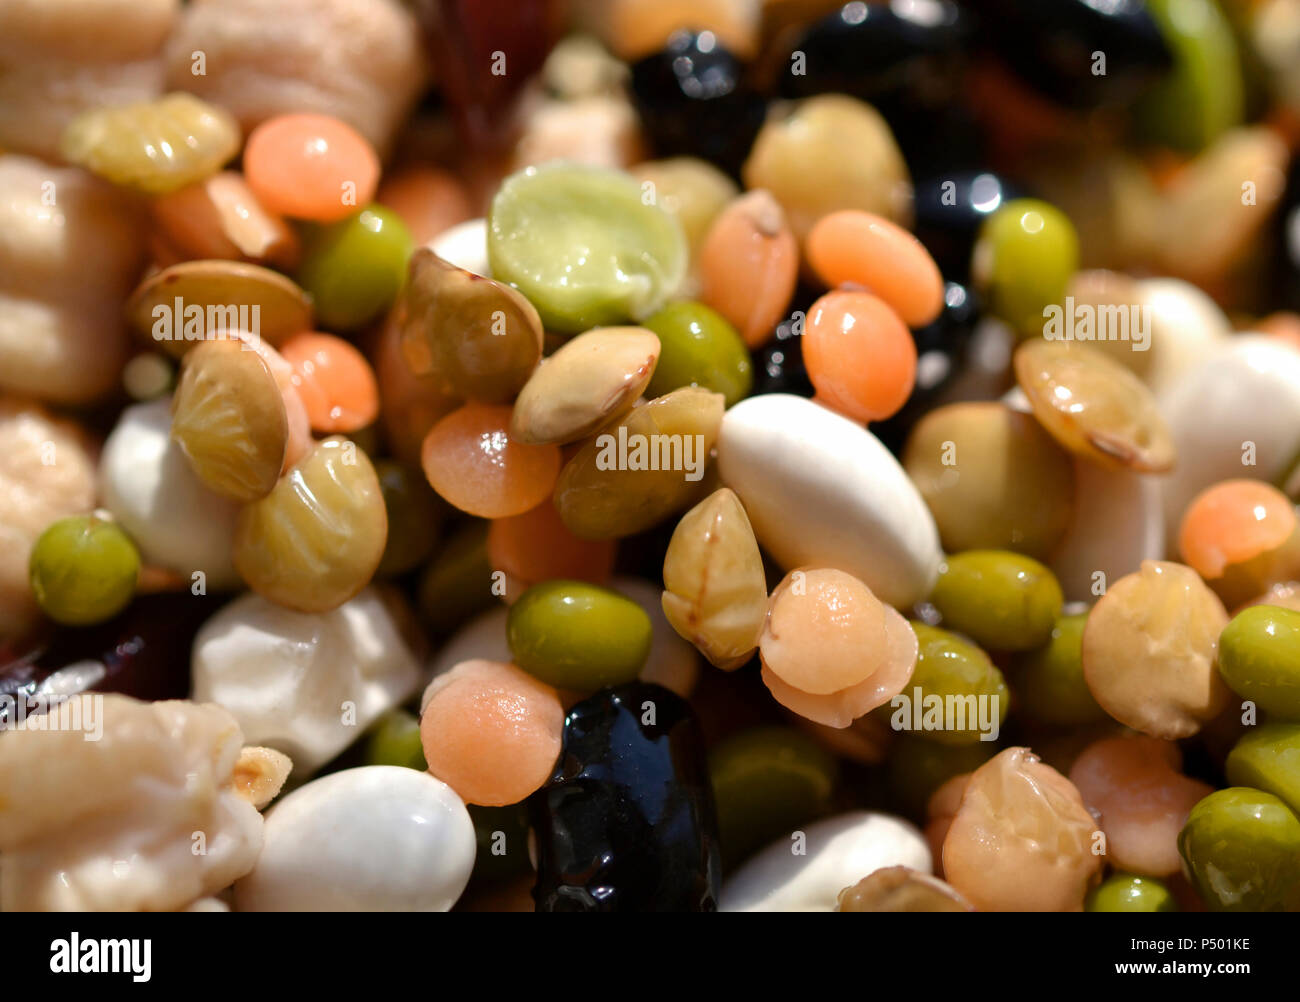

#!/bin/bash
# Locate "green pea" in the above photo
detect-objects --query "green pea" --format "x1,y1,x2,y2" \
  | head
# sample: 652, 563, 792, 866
488, 164, 687, 333
643, 301, 752, 407
507, 579, 652, 690
1225, 723, 1300, 816
708, 726, 840, 865
1218, 605, 1300, 720
29, 514, 140, 626
887, 733, 997, 818
1013, 612, 1107, 726
874, 623, 1008, 745
362, 709, 427, 771
468, 803, 533, 883
973, 198, 1078, 338
1134, 0, 1244, 152
298, 205, 413, 331
417, 521, 496, 636
930, 550, 1063, 652
1178, 787, 1300, 911
1085, 873, 1178, 913
375, 459, 443, 577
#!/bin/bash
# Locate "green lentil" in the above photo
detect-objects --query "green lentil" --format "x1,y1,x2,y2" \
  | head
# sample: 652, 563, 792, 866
1218, 605, 1300, 721
1013, 612, 1108, 726
643, 301, 752, 407
874, 623, 1009, 745
29, 514, 140, 626
298, 205, 413, 331
1085, 873, 1178, 913
1134, 0, 1244, 152
362, 709, 427, 771
375, 459, 443, 577
506, 579, 653, 690
708, 726, 840, 865
416, 522, 496, 636
930, 550, 1064, 652
973, 198, 1079, 338
1225, 722, 1300, 816
887, 733, 998, 818
1178, 787, 1300, 912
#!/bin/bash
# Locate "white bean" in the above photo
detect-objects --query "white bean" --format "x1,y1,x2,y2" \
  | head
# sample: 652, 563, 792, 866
719, 810, 931, 912
717, 394, 942, 609
99, 398, 242, 587
234, 766, 476, 912
1159, 335, 1300, 550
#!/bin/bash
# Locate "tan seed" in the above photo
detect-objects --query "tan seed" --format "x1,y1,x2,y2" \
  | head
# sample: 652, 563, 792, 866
511, 326, 661, 445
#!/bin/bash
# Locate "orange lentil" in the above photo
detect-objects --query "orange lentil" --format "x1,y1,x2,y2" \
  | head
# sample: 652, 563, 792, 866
1068, 734, 1213, 878
1178, 479, 1298, 580
421, 402, 561, 518
487, 499, 616, 589
806, 210, 945, 327
420, 659, 564, 806
698, 189, 799, 349
151, 171, 300, 270
244, 113, 380, 223
802, 290, 917, 422
280, 332, 380, 434
377, 166, 475, 247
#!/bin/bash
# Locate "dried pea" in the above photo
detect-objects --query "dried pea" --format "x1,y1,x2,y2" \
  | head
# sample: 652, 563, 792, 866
1225, 722, 1300, 817
234, 437, 388, 614
170, 338, 288, 502
1082, 561, 1230, 739
742, 94, 912, 242
60, 93, 240, 195
363, 709, 428, 771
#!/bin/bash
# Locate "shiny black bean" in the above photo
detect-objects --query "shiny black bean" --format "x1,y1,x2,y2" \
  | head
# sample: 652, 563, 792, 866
529, 682, 721, 911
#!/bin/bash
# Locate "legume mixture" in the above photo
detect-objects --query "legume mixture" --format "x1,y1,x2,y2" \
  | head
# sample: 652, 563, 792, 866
2, 0, 1300, 914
